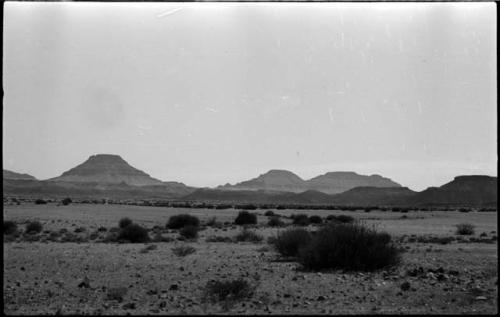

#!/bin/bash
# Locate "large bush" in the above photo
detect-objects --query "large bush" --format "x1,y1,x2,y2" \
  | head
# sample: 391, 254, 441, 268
119, 217, 133, 229
234, 211, 257, 225
167, 214, 200, 229
292, 214, 310, 226
25, 221, 43, 234
179, 225, 199, 239
456, 223, 475, 235
308, 215, 323, 224
268, 216, 285, 227
61, 197, 72, 206
297, 223, 401, 271
274, 228, 312, 257
4, 221, 18, 235
117, 224, 150, 243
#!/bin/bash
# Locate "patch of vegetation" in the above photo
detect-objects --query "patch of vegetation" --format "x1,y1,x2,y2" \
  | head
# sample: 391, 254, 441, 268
456, 223, 475, 235
273, 228, 312, 257
117, 224, 150, 243
297, 223, 401, 272
74, 227, 86, 233
292, 214, 310, 226
106, 287, 127, 302
203, 279, 254, 305
4, 221, 18, 235
267, 216, 285, 227
140, 244, 158, 253
326, 215, 354, 224
61, 197, 72, 206
179, 225, 199, 240
166, 214, 200, 229
235, 229, 263, 243
308, 215, 323, 224
206, 236, 234, 243
234, 211, 257, 225
152, 233, 175, 243
172, 245, 196, 257
35, 199, 47, 205
97, 226, 108, 232
264, 210, 276, 217
118, 217, 133, 229
25, 221, 43, 234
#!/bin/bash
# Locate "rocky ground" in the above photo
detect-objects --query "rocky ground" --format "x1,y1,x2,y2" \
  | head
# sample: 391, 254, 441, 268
3, 204, 498, 315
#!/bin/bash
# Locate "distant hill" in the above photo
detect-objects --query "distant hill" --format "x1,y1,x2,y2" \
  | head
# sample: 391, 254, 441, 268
218, 170, 401, 194
330, 187, 416, 206
3, 169, 37, 181
408, 175, 497, 207
48, 154, 164, 186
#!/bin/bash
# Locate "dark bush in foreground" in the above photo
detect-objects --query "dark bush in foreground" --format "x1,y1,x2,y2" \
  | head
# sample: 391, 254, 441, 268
235, 229, 263, 243
297, 223, 401, 271
117, 224, 150, 243
456, 223, 475, 235
234, 211, 257, 225
292, 214, 310, 226
274, 228, 312, 257
179, 225, 199, 239
61, 197, 72, 206
4, 221, 18, 235
25, 221, 43, 234
268, 216, 285, 227
309, 215, 323, 224
172, 245, 196, 257
35, 199, 47, 205
119, 217, 133, 229
167, 214, 200, 229
203, 279, 254, 303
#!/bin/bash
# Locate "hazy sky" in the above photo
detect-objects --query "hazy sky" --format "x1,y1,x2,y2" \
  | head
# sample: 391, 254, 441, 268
3, 2, 497, 191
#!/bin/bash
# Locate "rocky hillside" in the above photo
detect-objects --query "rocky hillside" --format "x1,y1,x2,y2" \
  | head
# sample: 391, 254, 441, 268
3, 169, 37, 180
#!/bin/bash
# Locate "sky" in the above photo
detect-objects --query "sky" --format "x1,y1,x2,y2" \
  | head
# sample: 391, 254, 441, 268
3, 2, 497, 191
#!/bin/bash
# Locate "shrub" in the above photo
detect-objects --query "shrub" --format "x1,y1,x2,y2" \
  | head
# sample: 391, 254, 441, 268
456, 223, 475, 235
297, 223, 401, 271
35, 199, 47, 205
4, 221, 18, 235
152, 233, 175, 243
458, 208, 471, 213
292, 214, 310, 226
235, 229, 263, 243
172, 245, 196, 257
326, 215, 354, 224
206, 236, 234, 243
118, 217, 133, 229
234, 211, 257, 225
74, 227, 86, 233
167, 214, 200, 229
267, 216, 284, 227
264, 210, 275, 217
179, 225, 199, 239
117, 224, 150, 243
274, 228, 312, 257
61, 197, 72, 206
309, 215, 323, 224
25, 221, 43, 234
97, 226, 107, 232
203, 279, 254, 304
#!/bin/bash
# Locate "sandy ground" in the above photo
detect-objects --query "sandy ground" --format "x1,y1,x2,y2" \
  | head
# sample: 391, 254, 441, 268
3, 203, 498, 315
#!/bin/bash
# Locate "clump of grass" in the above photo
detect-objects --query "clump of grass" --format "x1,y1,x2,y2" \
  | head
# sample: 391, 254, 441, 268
203, 278, 254, 306
117, 224, 150, 243
179, 225, 199, 240
234, 211, 257, 225
456, 223, 475, 235
4, 221, 18, 235
167, 214, 200, 229
172, 245, 196, 257
267, 216, 284, 227
235, 229, 263, 243
152, 233, 175, 243
273, 228, 312, 257
297, 223, 401, 272
25, 221, 43, 234
119, 217, 133, 229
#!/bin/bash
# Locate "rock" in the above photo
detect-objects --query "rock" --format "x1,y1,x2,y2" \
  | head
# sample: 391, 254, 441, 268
475, 296, 487, 301
426, 272, 437, 280
400, 281, 411, 291
169, 284, 179, 291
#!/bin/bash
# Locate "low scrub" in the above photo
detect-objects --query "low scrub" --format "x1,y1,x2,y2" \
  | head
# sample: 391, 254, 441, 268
273, 228, 312, 257
118, 217, 133, 229
203, 278, 254, 305
267, 216, 285, 227
117, 224, 150, 243
235, 229, 263, 243
206, 236, 234, 243
61, 197, 72, 206
297, 223, 401, 271
308, 215, 323, 224
172, 245, 196, 257
25, 221, 43, 234
264, 210, 276, 217
35, 199, 47, 205
456, 223, 475, 235
292, 214, 310, 226
234, 211, 257, 225
326, 215, 354, 224
4, 221, 18, 235
179, 225, 199, 239
167, 214, 200, 229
